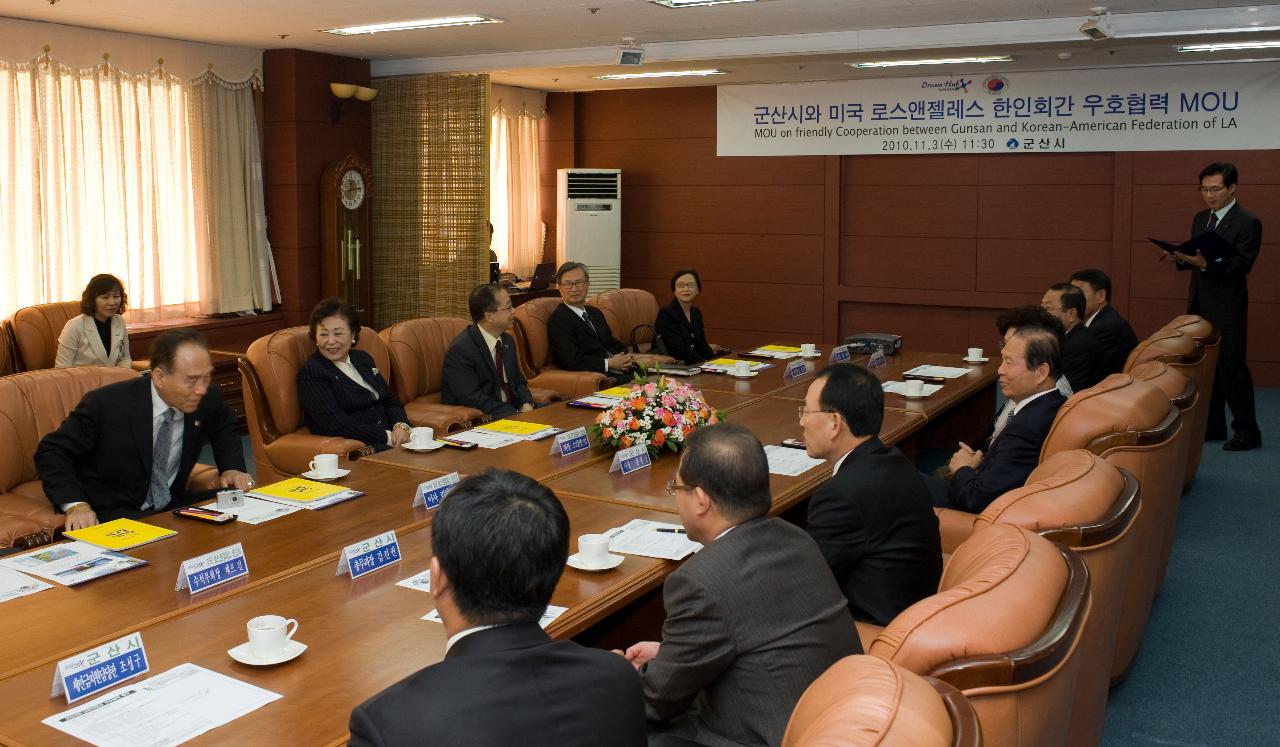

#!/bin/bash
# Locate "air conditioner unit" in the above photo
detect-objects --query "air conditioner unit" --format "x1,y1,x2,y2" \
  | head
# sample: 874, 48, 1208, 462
557, 168, 621, 292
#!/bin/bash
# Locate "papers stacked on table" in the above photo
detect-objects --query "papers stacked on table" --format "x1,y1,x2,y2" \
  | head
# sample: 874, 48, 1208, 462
903, 364, 971, 379
248, 478, 363, 510
448, 420, 559, 449
199, 496, 301, 525
603, 519, 703, 561
700, 358, 773, 373
0, 566, 53, 603
569, 386, 637, 409
0, 541, 146, 586
763, 445, 827, 476
882, 381, 944, 397
66, 519, 175, 551
745, 345, 802, 360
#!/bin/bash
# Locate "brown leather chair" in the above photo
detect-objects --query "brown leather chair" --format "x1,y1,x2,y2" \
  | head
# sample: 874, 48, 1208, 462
511, 297, 612, 399
936, 450, 1140, 747
11, 301, 80, 371
1158, 316, 1220, 486
378, 317, 486, 432
239, 326, 384, 484
592, 288, 661, 353
1039, 374, 1182, 682
0, 319, 17, 377
865, 523, 1089, 747
783, 655, 981, 747
0, 367, 219, 547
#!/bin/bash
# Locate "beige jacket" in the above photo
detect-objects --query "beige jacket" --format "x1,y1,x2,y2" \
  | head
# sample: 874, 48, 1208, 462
55, 314, 133, 368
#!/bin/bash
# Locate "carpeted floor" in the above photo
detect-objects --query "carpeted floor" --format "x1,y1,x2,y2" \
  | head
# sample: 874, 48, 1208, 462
1101, 388, 1280, 745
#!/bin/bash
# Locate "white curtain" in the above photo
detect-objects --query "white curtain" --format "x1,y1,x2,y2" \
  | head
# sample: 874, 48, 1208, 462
489, 86, 545, 278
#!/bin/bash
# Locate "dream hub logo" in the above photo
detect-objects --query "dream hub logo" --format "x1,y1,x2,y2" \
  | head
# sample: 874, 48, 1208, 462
921, 78, 973, 93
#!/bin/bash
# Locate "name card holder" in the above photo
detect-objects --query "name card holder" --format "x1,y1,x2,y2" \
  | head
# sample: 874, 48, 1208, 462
336, 530, 401, 579
549, 427, 592, 457
413, 472, 460, 510
609, 444, 652, 475
175, 542, 249, 594
51, 632, 149, 704
867, 349, 887, 369
828, 345, 851, 364
783, 359, 809, 380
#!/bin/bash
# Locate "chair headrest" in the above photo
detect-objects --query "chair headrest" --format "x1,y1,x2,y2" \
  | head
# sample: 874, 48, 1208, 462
976, 449, 1126, 535
379, 317, 471, 400
1041, 374, 1176, 458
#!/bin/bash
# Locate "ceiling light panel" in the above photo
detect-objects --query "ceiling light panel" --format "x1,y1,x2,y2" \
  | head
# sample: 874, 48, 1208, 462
650, 0, 765, 7
322, 15, 502, 36
594, 69, 728, 80
850, 55, 1013, 68
1176, 39, 1280, 52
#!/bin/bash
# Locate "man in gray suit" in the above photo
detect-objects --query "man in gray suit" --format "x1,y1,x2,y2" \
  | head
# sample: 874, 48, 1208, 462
620, 423, 859, 747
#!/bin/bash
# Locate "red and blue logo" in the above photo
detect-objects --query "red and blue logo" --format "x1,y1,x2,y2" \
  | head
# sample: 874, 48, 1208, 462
984, 76, 1009, 95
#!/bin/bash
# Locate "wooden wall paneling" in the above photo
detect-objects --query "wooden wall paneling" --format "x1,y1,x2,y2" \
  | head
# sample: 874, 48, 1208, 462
976, 185, 1114, 241
846, 154, 981, 186
1109, 152, 1134, 318
823, 156, 841, 343
574, 88, 717, 140
844, 183, 979, 238
842, 236, 977, 291
621, 233, 822, 285
539, 92, 576, 264
976, 239, 1114, 293
578, 138, 823, 187
838, 302, 971, 353
622, 184, 825, 236
976, 152, 1115, 185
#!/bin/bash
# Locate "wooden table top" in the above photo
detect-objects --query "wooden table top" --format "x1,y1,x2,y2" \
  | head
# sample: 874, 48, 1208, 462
0, 497, 676, 747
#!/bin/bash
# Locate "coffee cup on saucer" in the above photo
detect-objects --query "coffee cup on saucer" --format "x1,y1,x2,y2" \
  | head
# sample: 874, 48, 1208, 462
569, 533, 622, 571
800, 343, 817, 356
904, 379, 925, 397
248, 615, 299, 659
967, 347, 984, 361
732, 361, 751, 376
408, 427, 435, 448
308, 453, 340, 478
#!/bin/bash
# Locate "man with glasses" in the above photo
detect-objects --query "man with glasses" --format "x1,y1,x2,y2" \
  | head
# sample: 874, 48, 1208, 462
798, 364, 941, 626
1041, 282, 1106, 393
442, 284, 535, 418
547, 261, 635, 374
620, 423, 858, 747
36, 328, 251, 530
1168, 162, 1262, 451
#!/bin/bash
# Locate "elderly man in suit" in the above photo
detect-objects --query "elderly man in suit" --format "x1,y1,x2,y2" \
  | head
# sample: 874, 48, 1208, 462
800, 364, 942, 626
1069, 268, 1139, 375
36, 328, 251, 531
441, 284, 534, 418
621, 423, 858, 747
1169, 162, 1262, 451
349, 469, 645, 747
547, 262, 671, 375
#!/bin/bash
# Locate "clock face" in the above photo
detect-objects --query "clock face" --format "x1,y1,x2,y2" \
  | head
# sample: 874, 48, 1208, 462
340, 169, 365, 210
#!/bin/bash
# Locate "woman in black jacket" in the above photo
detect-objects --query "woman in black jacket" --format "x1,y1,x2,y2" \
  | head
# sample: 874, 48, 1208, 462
654, 268, 723, 365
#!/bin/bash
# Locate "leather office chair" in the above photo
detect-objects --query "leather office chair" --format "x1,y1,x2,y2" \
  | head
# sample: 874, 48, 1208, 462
783, 655, 981, 747
1039, 374, 1182, 682
378, 317, 487, 431
865, 523, 1089, 747
1158, 316, 1219, 486
0, 319, 17, 377
591, 288, 661, 354
11, 301, 80, 371
936, 449, 1140, 747
239, 326, 383, 484
511, 297, 613, 399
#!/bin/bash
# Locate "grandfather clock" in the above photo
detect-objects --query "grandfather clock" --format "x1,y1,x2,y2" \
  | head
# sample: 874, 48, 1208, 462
320, 154, 374, 323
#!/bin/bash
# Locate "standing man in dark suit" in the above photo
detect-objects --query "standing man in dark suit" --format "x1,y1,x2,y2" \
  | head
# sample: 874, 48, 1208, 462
621, 423, 858, 747
548, 261, 635, 374
1170, 162, 1262, 451
1069, 268, 1139, 375
1041, 282, 1106, 393
349, 469, 645, 747
36, 329, 251, 531
441, 284, 534, 418
927, 324, 1067, 513
800, 364, 941, 626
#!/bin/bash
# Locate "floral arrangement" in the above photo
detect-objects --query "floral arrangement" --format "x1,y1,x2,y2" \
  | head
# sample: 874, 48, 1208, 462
591, 376, 723, 457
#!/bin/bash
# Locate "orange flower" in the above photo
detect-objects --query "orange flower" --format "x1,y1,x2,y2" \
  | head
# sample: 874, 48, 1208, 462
621, 435, 633, 448
601, 427, 613, 439
630, 397, 646, 411
661, 411, 676, 427
684, 409, 698, 422
683, 424, 695, 436
652, 430, 667, 447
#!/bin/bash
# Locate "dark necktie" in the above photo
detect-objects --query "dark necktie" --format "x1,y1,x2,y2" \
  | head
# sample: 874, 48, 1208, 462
149, 408, 176, 510
1207, 212, 1219, 231
494, 338, 516, 404
582, 311, 599, 339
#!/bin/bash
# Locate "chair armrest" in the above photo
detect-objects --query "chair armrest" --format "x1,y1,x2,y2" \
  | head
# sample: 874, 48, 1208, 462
187, 464, 221, 491
130, 360, 150, 373
935, 507, 980, 555
263, 433, 366, 476
403, 402, 484, 433
529, 370, 612, 400
855, 620, 885, 653
529, 387, 565, 406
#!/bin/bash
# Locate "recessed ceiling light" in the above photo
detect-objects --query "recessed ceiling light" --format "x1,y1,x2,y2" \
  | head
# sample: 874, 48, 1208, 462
593, 69, 728, 80
1177, 39, 1280, 52
321, 15, 502, 36
849, 55, 1013, 69
650, 0, 764, 7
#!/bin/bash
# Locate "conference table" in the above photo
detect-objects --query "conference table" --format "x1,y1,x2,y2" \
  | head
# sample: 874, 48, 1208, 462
0, 348, 997, 746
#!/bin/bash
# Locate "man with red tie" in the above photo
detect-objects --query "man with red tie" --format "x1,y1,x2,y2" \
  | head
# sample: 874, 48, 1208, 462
441, 284, 535, 418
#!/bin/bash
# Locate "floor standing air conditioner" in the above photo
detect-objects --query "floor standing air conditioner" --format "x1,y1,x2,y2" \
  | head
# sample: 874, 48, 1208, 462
557, 168, 621, 292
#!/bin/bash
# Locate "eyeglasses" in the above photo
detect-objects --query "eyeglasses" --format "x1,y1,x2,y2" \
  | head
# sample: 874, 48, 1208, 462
1199, 186, 1228, 194
674, 282, 699, 290
665, 480, 700, 496
492, 305, 513, 313
797, 406, 836, 418
561, 279, 588, 288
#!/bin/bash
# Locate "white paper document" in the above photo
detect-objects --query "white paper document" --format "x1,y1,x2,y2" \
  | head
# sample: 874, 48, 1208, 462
571, 394, 624, 408
903, 365, 971, 379
445, 429, 522, 449
763, 445, 827, 477
424, 604, 567, 628
603, 519, 703, 561
0, 566, 53, 603
42, 663, 281, 747
882, 381, 945, 397
396, 568, 432, 593
0, 541, 146, 587
744, 348, 800, 360
199, 496, 300, 525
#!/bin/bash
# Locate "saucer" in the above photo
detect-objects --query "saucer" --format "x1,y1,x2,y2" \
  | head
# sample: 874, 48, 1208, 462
963, 356, 989, 363
403, 441, 445, 452
901, 393, 931, 400
567, 552, 624, 572
726, 371, 759, 379
228, 639, 307, 666
800, 353, 822, 359
301, 468, 349, 481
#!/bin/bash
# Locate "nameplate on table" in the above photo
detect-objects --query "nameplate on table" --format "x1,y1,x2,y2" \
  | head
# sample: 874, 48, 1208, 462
782, 359, 809, 380
609, 444, 652, 475
413, 472, 460, 510
828, 345, 851, 364
550, 427, 592, 457
175, 542, 248, 594
51, 632, 149, 704
867, 349, 887, 369
336, 530, 401, 579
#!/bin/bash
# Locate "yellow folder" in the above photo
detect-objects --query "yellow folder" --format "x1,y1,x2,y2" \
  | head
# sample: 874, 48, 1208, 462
476, 419, 555, 437
756, 345, 802, 353
66, 518, 176, 551
596, 386, 637, 398
250, 477, 350, 502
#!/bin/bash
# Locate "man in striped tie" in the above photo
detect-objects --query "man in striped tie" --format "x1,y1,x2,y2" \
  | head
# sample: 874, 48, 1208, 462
442, 284, 535, 418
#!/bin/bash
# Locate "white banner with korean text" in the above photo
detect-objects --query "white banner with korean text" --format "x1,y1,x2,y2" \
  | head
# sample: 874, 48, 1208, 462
717, 62, 1280, 156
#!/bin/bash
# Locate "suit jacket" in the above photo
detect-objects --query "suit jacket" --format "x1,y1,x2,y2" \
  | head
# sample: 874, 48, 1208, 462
1181, 202, 1262, 328
35, 375, 244, 518
655, 299, 714, 365
440, 323, 533, 418
806, 437, 942, 626
297, 349, 408, 448
947, 389, 1066, 514
55, 313, 132, 368
548, 303, 626, 373
1062, 324, 1107, 393
348, 623, 646, 747
1087, 304, 1138, 375
640, 517, 859, 747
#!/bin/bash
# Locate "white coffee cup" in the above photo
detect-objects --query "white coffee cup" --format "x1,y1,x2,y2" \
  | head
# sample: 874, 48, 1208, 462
308, 453, 339, 477
904, 379, 925, 397
247, 614, 298, 658
408, 426, 435, 447
733, 361, 751, 376
578, 533, 611, 566
967, 347, 983, 360
801, 343, 817, 356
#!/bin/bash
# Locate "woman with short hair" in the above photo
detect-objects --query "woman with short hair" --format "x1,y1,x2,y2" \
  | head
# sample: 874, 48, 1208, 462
55, 274, 133, 368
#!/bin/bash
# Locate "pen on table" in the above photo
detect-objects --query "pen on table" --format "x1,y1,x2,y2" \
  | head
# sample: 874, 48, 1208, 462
655, 528, 686, 534
904, 374, 946, 383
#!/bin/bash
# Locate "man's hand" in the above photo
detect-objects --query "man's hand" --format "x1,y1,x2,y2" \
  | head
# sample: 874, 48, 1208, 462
519, 402, 535, 413
219, 470, 254, 490
948, 442, 984, 474
623, 641, 660, 670
64, 504, 99, 532
634, 354, 676, 368
1172, 250, 1207, 270
606, 353, 634, 370
389, 425, 411, 448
